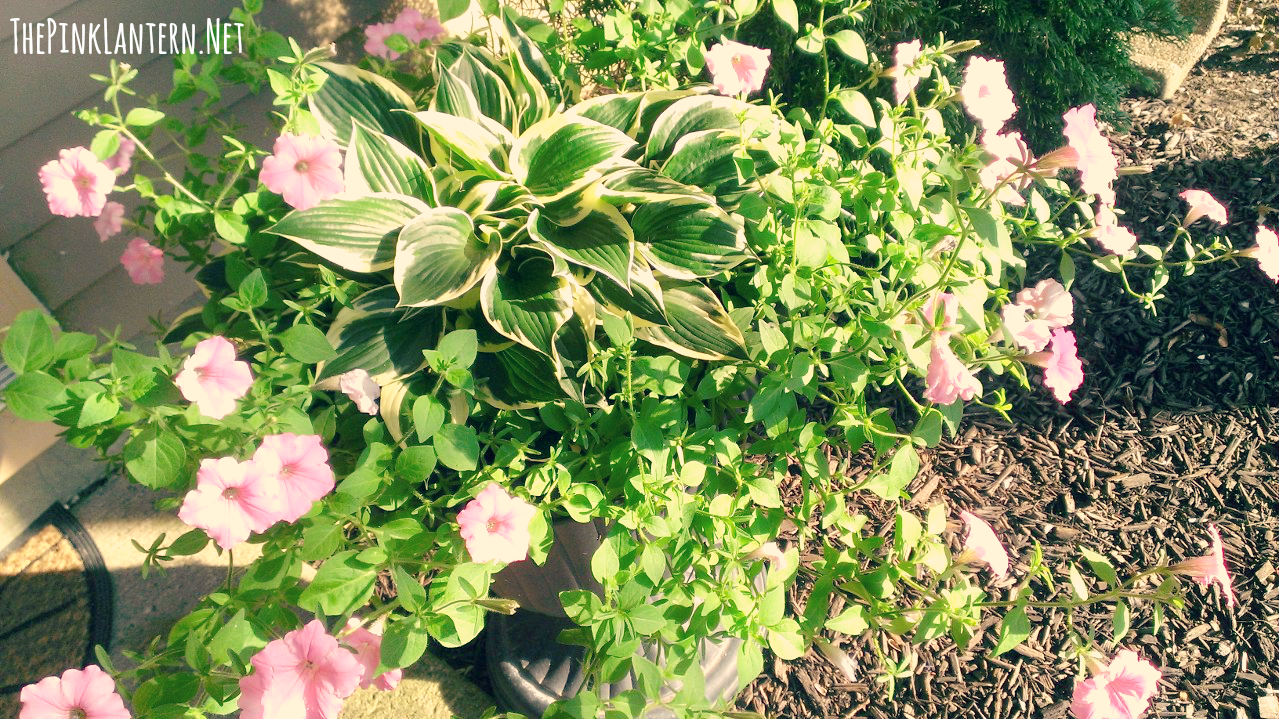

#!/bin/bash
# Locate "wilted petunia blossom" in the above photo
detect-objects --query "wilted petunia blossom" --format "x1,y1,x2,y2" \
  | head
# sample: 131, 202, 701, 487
960, 57, 1016, 132
239, 620, 364, 719
1062, 105, 1118, 204
1092, 204, 1138, 257
95, 201, 125, 242
338, 369, 381, 415
979, 130, 1033, 206
178, 457, 283, 550
1241, 225, 1279, 282
19, 665, 130, 719
457, 483, 538, 564
120, 237, 165, 285
341, 618, 403, 691
1171, 523, 1236, 607
104, 137, 136, 175
704, 40, 771, 96
39, 147, 115, 218
923, 337, 981, 406
1069, 649, 1161, 719
259, 133, 343, 211
1015, 278, 1074, 329
1024, 329, 1084, 403
1001, 303, 1053, 353
891, 40, 925, 104
253, 434, 336, 523
959, 510, 1009, 578
174, 336, 254, 419
1178, 189, 1227, 228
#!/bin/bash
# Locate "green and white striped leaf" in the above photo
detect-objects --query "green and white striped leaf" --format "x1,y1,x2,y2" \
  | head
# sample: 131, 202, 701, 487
635, 90, 705, 142
316, 287, 444, 385
638, 279, 747, 360
345, 122, 434, 202
500, 8, 561, 131
394, 208, 499, 307
430, 67, 483, 123
645, 95, 772, 162
528, 206, 633, 288
265, 194, 430, 272
480, 254, 573, 357
632, 198, 747, 279
565, 92, 645, 135
511, 115, 636, 198
404, 110, 508, 180
311, 62, 420, 150
588, 259, 667, 326
474, 342, 571, 408
659, 129, 744, 197
446, 49, 516, 128
598, 163, 714, 205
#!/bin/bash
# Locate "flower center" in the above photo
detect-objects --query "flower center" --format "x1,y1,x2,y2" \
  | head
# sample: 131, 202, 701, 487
486, 520, 500, 533
75, 175, 93, 190
732, 54, 743, 66
294, 160, 310, 173
69, 709, 88, 719
222, 486, 241, 500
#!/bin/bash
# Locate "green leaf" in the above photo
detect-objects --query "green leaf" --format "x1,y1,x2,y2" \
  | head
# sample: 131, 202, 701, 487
772, 0, 799, 32
167, 530, 209, 557
3, 311, 55, 374
3, 372, 67, 421
498, 8, 563, 131
412, 395, 447, 442
124, 426, 188, 489
638, 279, 748, 361
90, 131, 121, 162
632, 198, 747, 279
125, 108, 166, 127
473, 343, 574, 407
438, 329, 478, 369
566, 92, 644, 135
434, 423, 479, 471
298, 550, 378, 616
266, 194, 430, 272
863, 445, 920, 500
646, 95, 770, 162
237, 269, 267, 309
310, 62, 419, 150
393, 566, 427, 613
828, 30, 867, 63
446, 49, 517, 129
394, 208, 498, 307
511, 115, 635, 197
826, 605, 868, 635
1112, 599, 1131, 644
406, 110, 507, 180
529, 206, 634, 288
317, 287, 443, 385
766, 618, 806, 660
214, 211, 248, 244
833, 89, 875, 127
395, 445, 437, 481
77, 392, 120, 427
438, 0, 470, 22
430, 67, 483, 123
1079, 546, 1121, 588
480, 256, 574, 356
345, 122, 435, 202
278, 324, 336, 363
991, 605, 1030, 657
379, 615, 430, 672
796, 27, 824, 54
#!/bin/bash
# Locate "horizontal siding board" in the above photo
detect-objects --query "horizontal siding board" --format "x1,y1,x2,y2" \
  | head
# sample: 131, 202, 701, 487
1, 0, 86, 44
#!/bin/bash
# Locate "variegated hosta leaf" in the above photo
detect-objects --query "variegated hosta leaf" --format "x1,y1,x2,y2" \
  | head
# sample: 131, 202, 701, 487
565, 92, 645, 136
345, 122, 434, 202
474, 342, 574, 408
597, 163, 715, 205
265, 194, 431, 272
637, 279, 748, 361
446, 49, 517, 129
552, 313, 591, 382
480, 254, 574, 357
499, 8, 562, 132
528, 206, 633, 288
658, 129, 745, 199
404, 110, 509, 180
587, 259, 667, 326
645, 94, 774, 162
394, 208, 499, 307
636, 89, 706, 142
510, 115, 636, 198
431, 67, 484, 123
315, 287, 444, 385
631, 198, 748, 279
310, 62, 420, 151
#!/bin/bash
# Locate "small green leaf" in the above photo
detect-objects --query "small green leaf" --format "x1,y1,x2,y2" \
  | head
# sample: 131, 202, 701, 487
826, 605, 868, 635
237, 269, 268, 309
379, 615, 430, 672
991, 605, 1030, 657
1079, 546, 1121, 588
1111, 600, 1131, 644
772, 0, 799, 32
298, 550, 378, 616
434, 424, 479, 471
833, 89, 875, 127
828, 30, 867, 63
3, 311, 55, 374
438, 0, 470, 21
125, 108, 166, 127
3, 372, 67, 421
278, 324, 336, 363
123, 427, 188, 489
412, 395, 447, 442
438, 330, 478, 369
796, 27, 824, 54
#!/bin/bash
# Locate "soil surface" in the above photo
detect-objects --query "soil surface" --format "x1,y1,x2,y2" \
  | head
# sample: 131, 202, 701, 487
736, 2, 1279, 718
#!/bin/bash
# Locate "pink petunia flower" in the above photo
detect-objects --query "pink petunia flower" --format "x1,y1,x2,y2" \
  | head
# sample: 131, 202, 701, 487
341, 618, 403, 691
19, 665, 130, 719
1179, 189, 1227, 228
980, 130, 1033, 206
95, 201, 125, 242
1024, 328, 1084, 404
120, 237, 165, 285
239, 620, 364, 719
922, 291, 958, 331
1070, 649, 1161, 719
1001, 304, 1053, 353
363, 23, 401, 60
958, 510, 1009, 578
1093, 204, 1138, 257
1063, 105, 1118, 204
253, 434, 336, 524
704, 40, 772, 96
338, 369, 380, 415
456, 484, 538, 564
259, 133, 344, 211
39, 147, 116, 218
923, 337, 981, 406
174, 336, 254, 420
1171, 524, 1236, 607
104, 137, 136, 175
178, 457, 283, 550
392, 8, 445, 43
1015, 278, 1074, 329
891, 40, 925, 104
960, 57, 1016, 132
1240, 225, 1279, 282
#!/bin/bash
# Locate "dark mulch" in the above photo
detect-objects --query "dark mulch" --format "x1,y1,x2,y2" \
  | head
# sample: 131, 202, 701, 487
736, 3, 1279, 718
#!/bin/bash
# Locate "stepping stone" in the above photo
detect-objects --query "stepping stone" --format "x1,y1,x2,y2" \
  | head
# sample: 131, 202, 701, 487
1130, 0, 1231, 99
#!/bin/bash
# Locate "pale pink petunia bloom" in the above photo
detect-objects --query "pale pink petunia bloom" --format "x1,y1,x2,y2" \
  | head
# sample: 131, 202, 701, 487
338, 369, 380, 415
704, 40, 772, 96
363, 23, 400, 60
174, 336, 254, 420
746, 541, 788, 574
923, 337, 981, 406
1001, 303, 1052, 353
39, 147, 115, 218
95, 201, 125, 242
891, 40, 925, 104
1024, 329, 1084, 404
960, 57, 1016, 132
979, 130, 1033, 206
239, 620, 364, 719
1178, 189, 1227, 228
259, 133, 344, 211
178, 457, 283, 550
1063, 105, 1118, 204
1093, 204, 1138, 257
959, 510, 1009, 578
1171, 524, 1236, 607
922, 291, 958, 331
814, 638, 858, 683
1240, 225, 1279, 282
456, 483, 538, 564
1070, 649, 1161, 719
341, 618, 403, 691
1015, 278, 1074, 329
392, 8, 445, 43
104, 137, 136, 175
19, 665, 130, 719
253, 434, 336, 524
120, 237, 165, 285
